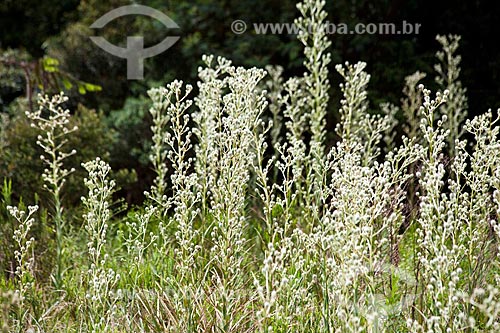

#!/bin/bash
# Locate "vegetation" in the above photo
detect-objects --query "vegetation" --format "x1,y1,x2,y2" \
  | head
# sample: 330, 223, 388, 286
1, 0, 500, 332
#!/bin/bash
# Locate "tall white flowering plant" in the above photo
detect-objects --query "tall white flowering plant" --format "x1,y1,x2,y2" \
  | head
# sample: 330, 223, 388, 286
26, 93, 77, 289
6, 205, 38, 331
80, 158, 119, 333
435, 34, 468, 155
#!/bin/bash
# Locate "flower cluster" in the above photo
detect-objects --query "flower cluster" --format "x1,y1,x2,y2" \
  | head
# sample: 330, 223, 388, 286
81, 158, 119, 332
7, 205, 38, 304
25, 92, 77, 287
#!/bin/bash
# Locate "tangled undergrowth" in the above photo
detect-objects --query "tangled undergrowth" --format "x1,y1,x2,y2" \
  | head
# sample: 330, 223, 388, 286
1, 0, 499, 332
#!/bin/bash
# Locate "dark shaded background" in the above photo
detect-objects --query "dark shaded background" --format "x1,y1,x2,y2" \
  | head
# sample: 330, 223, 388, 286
1, 0, 499, 204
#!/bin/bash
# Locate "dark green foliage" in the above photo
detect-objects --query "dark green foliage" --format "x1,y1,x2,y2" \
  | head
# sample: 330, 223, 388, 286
0, 0, 79, 57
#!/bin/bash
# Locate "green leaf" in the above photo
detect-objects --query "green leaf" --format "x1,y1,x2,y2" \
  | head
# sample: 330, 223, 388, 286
42, 57, 60, 73
84, 82, 102, 92
62, 78, 73, 90
78, 84, 86, 94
